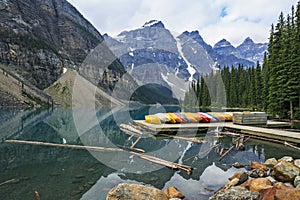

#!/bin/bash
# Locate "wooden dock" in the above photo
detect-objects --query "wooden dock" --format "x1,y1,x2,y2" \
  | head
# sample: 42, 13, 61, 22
224, 122, 300, 144
132, 120, 300, 144
133, 120, 225, 132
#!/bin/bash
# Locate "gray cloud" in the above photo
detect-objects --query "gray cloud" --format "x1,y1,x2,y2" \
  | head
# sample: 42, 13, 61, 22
68, 0, 298, 46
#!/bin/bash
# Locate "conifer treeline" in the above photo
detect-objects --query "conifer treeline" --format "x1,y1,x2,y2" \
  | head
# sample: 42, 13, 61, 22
183, 64, 264, 110
184, 1, 300, 119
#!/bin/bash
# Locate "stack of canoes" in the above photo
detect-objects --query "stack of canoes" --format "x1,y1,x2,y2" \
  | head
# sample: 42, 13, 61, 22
145, 112, 233, 124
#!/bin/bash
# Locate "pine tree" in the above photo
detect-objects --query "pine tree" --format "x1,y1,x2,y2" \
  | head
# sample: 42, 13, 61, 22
287, 2, 300, 119
262, 52, 269, 111
255, 62, 263, 109
267, 13, 287, 117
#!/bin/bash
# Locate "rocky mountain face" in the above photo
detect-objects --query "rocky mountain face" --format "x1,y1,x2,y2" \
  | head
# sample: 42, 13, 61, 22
0, 0, 124, 90
213, 37, 268, 64
104, 20, 268, 99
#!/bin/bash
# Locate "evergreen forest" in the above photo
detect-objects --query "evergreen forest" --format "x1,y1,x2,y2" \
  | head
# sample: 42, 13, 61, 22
184, 1, 300, 119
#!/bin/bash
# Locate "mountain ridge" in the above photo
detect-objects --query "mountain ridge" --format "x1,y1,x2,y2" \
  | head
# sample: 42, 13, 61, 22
104, 20, 268, 99
0, 0, 125, 90
0, 0, 129, 107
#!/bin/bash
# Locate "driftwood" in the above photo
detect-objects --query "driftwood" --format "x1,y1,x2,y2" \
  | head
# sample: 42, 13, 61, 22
0, 179, 15, 187
5, 140, 123, 152
127, 135, 134, 141
184, 143, 221, 162
131, 152, 192, 175
233, 136, 250, 151
219, 148, 224, 156
130, 137, 141, 148
116, 145, 145, 153
218, 136, 249, 160
160, 134, 206, 144
120, 124, 144, 135
284, 141, 300, 151
221, 131, 241, 137
219, 145, 235, 161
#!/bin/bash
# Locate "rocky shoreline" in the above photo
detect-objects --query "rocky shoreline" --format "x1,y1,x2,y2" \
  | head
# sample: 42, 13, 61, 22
210, 156, 300, 200
106, 156, 300, 200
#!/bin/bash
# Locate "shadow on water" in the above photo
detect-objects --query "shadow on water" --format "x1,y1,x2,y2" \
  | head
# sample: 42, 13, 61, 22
0, 106, 299, 200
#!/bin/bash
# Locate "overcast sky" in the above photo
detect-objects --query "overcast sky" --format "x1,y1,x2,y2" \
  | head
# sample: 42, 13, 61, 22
68, 0, 298, 46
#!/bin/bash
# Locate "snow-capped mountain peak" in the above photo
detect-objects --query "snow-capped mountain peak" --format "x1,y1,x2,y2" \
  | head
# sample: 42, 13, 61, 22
104, 20, 268, 99
213, 39, 233, 48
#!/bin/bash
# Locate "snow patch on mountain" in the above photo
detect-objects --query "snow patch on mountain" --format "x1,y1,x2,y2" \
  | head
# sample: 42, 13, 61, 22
170, 31, 196, 82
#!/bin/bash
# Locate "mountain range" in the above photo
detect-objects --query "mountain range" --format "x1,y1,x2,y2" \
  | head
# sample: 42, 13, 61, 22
104, 20, 268, 99
0, 1, 268, 106
0, 0, 129, 106
0, 0, 125, 89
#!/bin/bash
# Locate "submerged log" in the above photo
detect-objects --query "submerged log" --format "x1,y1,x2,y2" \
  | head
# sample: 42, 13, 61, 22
116, 145, 145, 153
130, 137, 141, 148
120, 124, 144, 135
5, 140, 123, 152
184, 143, 221, 162
131, 152, 192, 175
0, 179, 15, 187
219, 145, 235, 161
160, 134, 206, 144
284, 141, 300, 151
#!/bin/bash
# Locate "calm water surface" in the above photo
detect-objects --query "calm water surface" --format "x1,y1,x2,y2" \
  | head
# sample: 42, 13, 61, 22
0, 107, 299, 200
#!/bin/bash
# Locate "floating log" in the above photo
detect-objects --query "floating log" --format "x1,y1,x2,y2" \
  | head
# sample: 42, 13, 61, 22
120, 124, 144, 135
159, 134, 206, 144
5, 140, 123, 152
221, 131, 241, 137
219, 148, 224, 156
127, 135, 134, 141
116, 145, 145, 153
131, 152, 192, 175
0, 179, 15, 187
219, 145, 235, 161
284, 141, 300, 151
184, 143, 221, 162
130, 137, 141, 148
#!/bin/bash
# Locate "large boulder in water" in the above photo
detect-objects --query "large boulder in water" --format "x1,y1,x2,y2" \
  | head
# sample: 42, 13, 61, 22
106, 183, 169, 200
273, 161, 300, 182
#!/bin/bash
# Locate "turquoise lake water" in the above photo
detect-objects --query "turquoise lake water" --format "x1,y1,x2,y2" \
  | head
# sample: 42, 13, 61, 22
0, 106, 299, 200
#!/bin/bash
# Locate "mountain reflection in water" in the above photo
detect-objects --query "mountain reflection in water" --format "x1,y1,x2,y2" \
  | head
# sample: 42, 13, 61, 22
0, 107, 299, 200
